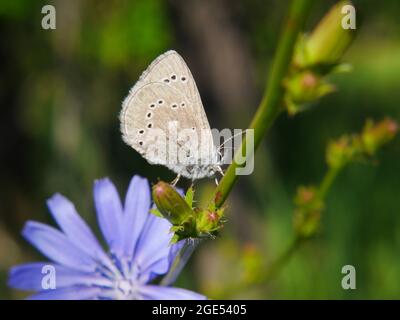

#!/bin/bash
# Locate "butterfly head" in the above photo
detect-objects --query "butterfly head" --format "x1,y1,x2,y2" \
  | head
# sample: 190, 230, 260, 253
206, 164, 224, 178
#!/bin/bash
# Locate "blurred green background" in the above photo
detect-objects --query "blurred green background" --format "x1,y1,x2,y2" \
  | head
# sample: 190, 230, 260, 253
0, 0, 399, 299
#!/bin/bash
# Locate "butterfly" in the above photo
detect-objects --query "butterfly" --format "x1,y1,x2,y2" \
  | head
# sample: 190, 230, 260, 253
120, 50, 224, 184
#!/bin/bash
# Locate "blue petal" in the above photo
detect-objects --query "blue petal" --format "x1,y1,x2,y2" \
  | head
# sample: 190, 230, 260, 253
8, 263, 112, 291
139, 285, 206, 300
22, 221, 96, 272
94, 178, 124, 256
138, 239, 186, 284
121, 175, 151, 258
134, 214, 172, 276
28, 286, 103, 300
138, 259, 169, 284
47, 194, 111, 266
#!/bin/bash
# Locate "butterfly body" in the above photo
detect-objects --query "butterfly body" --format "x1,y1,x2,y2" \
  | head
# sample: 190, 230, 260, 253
120, 50, 222, 181
167, 162, 220, 180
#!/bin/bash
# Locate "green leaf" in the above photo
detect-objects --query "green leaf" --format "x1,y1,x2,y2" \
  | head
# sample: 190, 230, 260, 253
170, 234, 180, 244
185, 186, 194, 207
170, 225, 184, 233
150, 208, 163, 218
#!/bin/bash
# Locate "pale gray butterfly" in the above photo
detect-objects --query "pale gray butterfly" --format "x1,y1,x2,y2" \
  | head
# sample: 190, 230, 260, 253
120, 50, 223, 184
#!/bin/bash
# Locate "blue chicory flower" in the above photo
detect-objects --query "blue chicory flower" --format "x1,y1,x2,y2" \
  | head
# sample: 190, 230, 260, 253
8, 175, 205, 300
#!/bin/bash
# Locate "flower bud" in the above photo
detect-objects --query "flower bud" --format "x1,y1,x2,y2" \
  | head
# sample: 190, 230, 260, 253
294, 1, 356, 71
293, 186, 323, 238
284, 71, 335, 115
326, 135, 361, 169
242, 243, 263, 283
195, 208, 223, 235
361, 118, 398, 155
152, 181, 194, 225
295, 186, 319, 208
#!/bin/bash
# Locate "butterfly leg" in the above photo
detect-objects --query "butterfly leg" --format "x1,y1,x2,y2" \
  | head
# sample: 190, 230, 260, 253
214, 166, 224, 185
170, 174, 181, 187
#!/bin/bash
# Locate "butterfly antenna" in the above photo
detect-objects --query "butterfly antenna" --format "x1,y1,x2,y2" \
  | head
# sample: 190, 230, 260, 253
214, 165, 224, 185
218, 146, 235, 151
217, 131, 247, 152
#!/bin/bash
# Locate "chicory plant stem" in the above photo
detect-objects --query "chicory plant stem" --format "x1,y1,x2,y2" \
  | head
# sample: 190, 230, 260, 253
213, 0, 314, 208
261, 166, 343, 284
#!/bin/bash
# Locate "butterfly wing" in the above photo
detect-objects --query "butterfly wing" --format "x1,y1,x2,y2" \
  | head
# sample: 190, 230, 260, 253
121, 50, 211, 130
120, 51, 217, 179
121, 82, 194, 153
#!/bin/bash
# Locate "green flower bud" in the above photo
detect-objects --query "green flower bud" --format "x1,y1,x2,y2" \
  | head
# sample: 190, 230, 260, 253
326, 135, 362, 169
152, 182, 226, 242
152, 181, 194, 225
195, 208, 223, 235
284, 71, 335, 115
242, 244, 264, 283
361, 118, 398, 155
294, 1, 356, 71
293, 186, 323, 238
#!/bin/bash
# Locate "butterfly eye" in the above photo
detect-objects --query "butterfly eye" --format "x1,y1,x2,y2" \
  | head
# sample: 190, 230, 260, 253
171, 74, 177, 81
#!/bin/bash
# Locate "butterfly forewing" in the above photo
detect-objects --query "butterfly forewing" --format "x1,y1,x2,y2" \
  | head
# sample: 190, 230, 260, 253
122, 50, 210, 130
123, 82, 184, 142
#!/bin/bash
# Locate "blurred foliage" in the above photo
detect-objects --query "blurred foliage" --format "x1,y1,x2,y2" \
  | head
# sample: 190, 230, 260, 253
1, 0, 400, 299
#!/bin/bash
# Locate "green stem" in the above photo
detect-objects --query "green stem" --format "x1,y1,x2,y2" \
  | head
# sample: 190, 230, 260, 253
257, 166, 343, 285
214, 166, 343, 297
160, 239, 201, 286
318, 166, 340, 199
213, 0, 314, 208
163, 0, 314, 291
215, 236, 303, 299
262, 236, 304, 282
